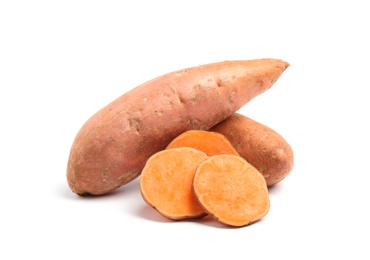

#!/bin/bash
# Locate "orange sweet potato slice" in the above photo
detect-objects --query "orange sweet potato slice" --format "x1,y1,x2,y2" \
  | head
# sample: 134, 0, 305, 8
193, 155, 270, 227
166, 130, 239, 156
140, 147, 209, 220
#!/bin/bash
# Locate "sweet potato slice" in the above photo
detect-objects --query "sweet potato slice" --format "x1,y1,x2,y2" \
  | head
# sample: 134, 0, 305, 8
166, 130, 239, 156
193, 155, 270, 227
140, 147, 209, 220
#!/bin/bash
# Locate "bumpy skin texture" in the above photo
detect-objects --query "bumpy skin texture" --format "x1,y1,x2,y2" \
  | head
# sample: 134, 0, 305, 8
211, 113, 294, 186
67, 59, 289, 195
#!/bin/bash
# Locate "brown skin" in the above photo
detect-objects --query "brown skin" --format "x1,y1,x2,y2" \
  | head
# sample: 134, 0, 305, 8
211, 113, 294, 186
193, 155, 270, 227
166, 130, 239, 156
67, 59, 289, 195
140, 147, 209, 220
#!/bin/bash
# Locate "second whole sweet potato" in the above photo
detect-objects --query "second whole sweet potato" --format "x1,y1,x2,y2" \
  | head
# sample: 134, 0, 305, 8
67, 59, 289, 195
211, 113, 294, 186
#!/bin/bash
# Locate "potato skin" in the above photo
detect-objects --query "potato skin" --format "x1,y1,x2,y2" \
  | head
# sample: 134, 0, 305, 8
67, 59, 289, 195
211, 113, 294, 186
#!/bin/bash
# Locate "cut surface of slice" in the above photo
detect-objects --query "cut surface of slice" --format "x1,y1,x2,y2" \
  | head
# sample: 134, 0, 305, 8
140, 147, 209, 220
166, 130, 239, 156
193, 154, 270, 227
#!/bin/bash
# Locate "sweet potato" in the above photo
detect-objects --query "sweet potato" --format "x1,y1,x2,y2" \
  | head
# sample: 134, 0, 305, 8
211, 113, 294, 186
193, 154, 270, 227
140, 147, 209, 220
165, 130, 239, 156
67, 59, 289, 195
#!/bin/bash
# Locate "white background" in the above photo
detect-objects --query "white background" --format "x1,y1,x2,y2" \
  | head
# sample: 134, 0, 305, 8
1, 0, 369, 259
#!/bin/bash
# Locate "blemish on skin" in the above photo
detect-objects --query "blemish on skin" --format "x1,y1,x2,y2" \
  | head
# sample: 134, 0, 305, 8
176, 93, 185, 105
259, 165, 268, 174
215, 77, 224, 87
128, 118, 141, 133
154, 110, 164, 116
255, 134, 269, 147
256, 80, 264, 87
116, 106, 129, 115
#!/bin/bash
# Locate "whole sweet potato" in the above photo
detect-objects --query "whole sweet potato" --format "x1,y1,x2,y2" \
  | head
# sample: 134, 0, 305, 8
211, 113, 294, 186
67, 59, 289, 195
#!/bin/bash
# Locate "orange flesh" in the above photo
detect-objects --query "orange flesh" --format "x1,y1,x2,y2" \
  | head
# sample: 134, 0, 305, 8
193, 155, 270, 227
166, 130, 239, 156
140, 147, 209, 220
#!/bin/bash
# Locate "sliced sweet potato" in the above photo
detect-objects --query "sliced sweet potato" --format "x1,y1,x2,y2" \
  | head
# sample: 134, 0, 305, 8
193, 154, 270, 227
140, 147, 209, 220
166, 130, 239, 156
